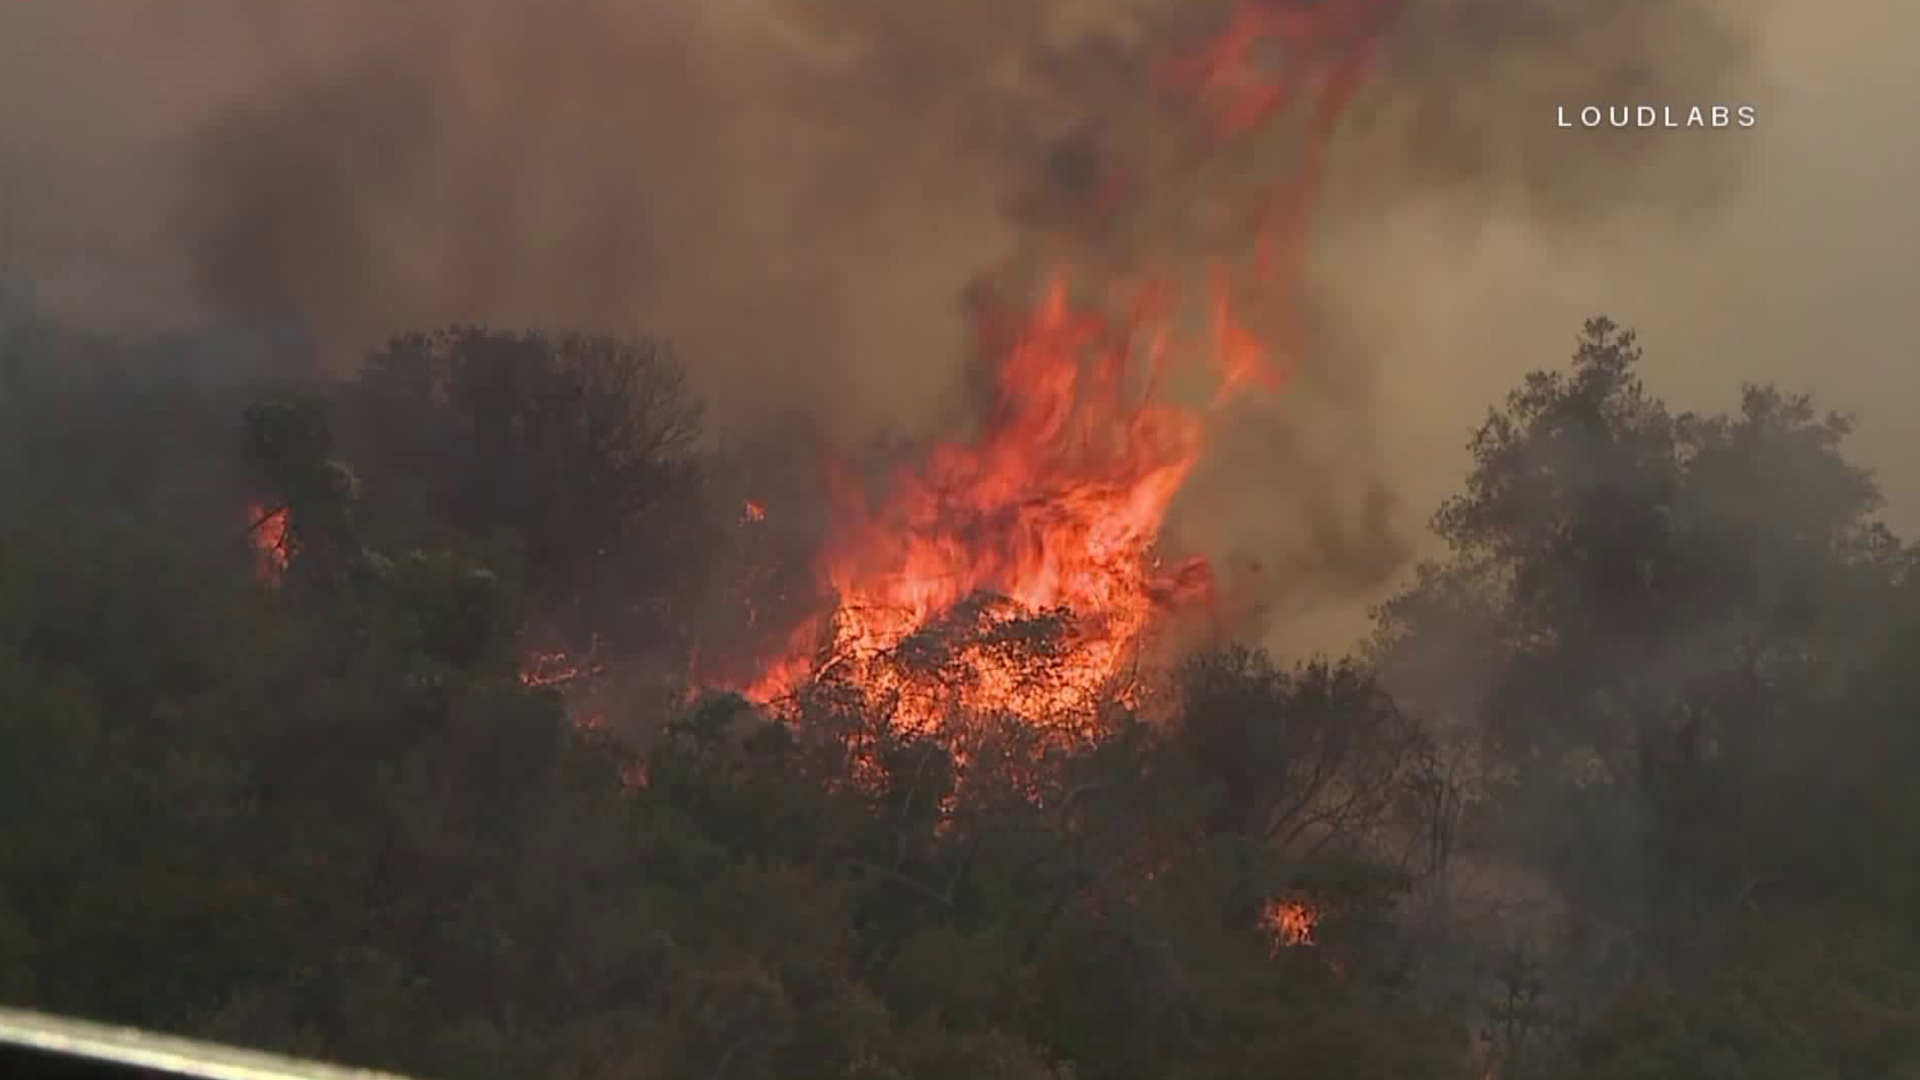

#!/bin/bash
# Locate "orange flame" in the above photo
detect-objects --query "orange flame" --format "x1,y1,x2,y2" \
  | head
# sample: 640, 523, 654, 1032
519, 650, 584, 688
518, 648, 606, 689
731, 2, 1395, 742
247, 502, 291, 583
743, 276, 1255, 733
1260, 896, 1321, 949
1158, 0, 1400, 143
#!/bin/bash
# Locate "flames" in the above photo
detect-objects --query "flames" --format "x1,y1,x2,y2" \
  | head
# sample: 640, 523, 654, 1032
247, 502, 291, 583
1160, 0, 1400, 142
1261, 896, 1323, 949
519, 644, 612, 739
742, 277, 1261, 734
518, 649, 599, 689
216, 0, 1399, 974
735, 1, 1397, 737
230, 0, 1398, 793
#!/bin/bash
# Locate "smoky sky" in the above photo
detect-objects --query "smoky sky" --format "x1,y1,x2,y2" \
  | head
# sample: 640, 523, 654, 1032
5, 0, 1905, 652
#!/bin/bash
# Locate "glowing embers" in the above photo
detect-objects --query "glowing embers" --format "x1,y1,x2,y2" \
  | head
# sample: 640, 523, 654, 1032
247, 502, 291, 583
1260, 895, 1322, 949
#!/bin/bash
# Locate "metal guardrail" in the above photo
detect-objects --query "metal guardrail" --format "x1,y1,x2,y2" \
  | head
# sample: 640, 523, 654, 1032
0, 1006, 415, 1080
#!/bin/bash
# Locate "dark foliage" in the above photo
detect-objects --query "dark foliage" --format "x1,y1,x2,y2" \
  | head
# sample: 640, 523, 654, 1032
1, 317, 1915, 1079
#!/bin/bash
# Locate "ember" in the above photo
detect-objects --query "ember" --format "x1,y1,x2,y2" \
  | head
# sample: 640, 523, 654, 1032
1261, 896, 1322, 948
246, 502, 291, 583
519, 650, 589, 688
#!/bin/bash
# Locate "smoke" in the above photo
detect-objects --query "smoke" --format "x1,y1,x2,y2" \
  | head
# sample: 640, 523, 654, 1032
0, 0, 1766, 645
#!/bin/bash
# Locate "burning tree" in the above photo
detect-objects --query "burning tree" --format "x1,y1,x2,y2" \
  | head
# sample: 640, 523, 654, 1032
730, 1, 1407, 759
734, 278, 1239, 752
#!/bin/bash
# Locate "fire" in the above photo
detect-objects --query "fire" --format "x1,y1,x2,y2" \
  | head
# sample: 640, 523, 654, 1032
743, 276, 1251, 734
1158, 0, 1401, 142
519, 642, 605, 746
1163, 0, 1405, 359
247, 502, 291, 583
1260, 896, 1322, 949
519, 650, 592, 688
733, 2, 1395, 740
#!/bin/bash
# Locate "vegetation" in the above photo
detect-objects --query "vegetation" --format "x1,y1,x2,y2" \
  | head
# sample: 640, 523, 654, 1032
2, 310, 1916, 1079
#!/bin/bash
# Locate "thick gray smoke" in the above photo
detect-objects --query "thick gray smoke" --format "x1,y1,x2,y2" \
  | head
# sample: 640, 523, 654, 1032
0, 0, 1762, 639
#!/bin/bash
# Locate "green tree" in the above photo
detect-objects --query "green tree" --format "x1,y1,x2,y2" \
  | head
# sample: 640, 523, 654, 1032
351, 328, 711, 659
1375, 317, 1920, 1078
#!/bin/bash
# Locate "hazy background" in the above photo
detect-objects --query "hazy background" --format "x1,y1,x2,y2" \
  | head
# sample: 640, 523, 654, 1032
1, 0, 1908, 654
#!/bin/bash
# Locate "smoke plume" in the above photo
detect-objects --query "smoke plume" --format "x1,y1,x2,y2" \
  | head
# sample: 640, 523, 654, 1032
0, 0, 1763, 642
